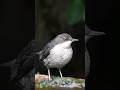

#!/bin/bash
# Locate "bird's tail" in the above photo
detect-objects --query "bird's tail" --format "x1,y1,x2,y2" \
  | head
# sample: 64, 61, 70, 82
0, 59, 17, 80
0, 59, 16, 67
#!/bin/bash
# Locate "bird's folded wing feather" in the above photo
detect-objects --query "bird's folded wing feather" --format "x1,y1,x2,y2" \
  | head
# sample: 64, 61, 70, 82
15, 40, 40, 65
11, 40, 40, 81
35, 41, 55, 73
38, 41, 55, 61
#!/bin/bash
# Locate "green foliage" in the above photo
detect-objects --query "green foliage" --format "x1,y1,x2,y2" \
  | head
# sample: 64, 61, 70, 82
66, 0, 85, 25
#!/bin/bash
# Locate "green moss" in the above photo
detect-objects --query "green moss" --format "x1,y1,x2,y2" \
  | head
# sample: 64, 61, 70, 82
35, 76, 85, 89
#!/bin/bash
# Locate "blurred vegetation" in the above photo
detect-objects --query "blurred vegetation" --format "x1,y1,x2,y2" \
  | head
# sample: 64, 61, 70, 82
35, 0, 85, 47
66, 0, 85, 25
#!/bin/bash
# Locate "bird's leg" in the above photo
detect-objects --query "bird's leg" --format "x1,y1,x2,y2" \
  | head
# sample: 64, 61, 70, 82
47, 68, 51, 80
59, 68, 63, 78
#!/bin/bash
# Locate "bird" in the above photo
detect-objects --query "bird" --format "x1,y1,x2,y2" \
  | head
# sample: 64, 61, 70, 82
0, 40, 40, 90
37, 33, 79, 80
85, 25, 105, 77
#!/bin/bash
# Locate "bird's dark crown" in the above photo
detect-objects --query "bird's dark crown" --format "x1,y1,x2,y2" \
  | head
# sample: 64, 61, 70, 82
54, 33, 73, 42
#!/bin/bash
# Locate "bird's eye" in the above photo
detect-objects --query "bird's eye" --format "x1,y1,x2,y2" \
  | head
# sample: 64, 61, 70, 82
63, 37, 67, 40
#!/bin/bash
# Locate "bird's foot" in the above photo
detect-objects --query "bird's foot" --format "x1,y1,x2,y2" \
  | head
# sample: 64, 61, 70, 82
48, 75, 52, 81
60, 75, 63, 78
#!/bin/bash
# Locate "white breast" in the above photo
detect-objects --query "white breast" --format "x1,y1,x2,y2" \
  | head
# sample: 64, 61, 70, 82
44, 41, 73, 68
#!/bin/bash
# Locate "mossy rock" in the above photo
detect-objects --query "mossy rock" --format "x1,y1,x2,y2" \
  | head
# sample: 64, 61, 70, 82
35, 76, 85, 89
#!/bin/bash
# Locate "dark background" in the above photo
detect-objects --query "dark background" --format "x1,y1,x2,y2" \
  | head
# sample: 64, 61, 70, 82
86, 0, 115, 90
0, 0, 35, 89
0, 0, 114, 90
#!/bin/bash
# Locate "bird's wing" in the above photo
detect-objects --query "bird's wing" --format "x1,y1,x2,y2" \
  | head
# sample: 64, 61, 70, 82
38, 41, 55, 61
35, 41, 55, 73
11, 40, 40, 81
15, 40, 39, 65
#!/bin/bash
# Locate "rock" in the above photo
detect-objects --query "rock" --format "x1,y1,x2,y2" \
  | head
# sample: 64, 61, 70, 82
35, 75, 85, 89
35, 73, 49, 83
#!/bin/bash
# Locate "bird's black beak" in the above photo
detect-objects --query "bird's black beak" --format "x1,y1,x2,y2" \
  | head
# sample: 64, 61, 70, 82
88, 30, 105, 36
72, 38, 79, 42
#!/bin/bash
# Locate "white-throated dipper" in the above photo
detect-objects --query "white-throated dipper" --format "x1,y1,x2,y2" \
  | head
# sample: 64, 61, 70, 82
85, 25, 105, 77
37, 33, 79, 80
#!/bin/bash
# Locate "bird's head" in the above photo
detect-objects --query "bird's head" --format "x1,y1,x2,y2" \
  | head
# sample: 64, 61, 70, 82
85, 25, 105, 42
53, 33, 79, 48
